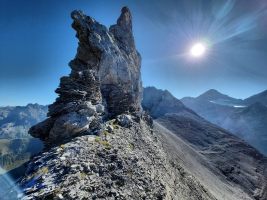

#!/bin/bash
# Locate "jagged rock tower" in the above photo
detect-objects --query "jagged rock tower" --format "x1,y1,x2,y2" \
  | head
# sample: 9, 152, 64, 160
30, 7, 142, 144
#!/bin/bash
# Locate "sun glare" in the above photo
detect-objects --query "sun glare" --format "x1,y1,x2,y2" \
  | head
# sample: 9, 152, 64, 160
190, 43, 206, 58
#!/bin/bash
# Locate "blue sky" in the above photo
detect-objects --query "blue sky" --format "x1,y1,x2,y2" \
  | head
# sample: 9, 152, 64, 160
1, 0, 267, 106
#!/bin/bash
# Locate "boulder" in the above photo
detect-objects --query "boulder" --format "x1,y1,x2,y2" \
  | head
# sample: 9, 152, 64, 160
116, 114, 133, 127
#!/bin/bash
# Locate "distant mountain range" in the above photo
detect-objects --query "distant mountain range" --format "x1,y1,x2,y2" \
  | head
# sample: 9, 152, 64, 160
1, 89, 266, 199
244, 90, 267, 107
181, 89, 267, 155
142, 87, 267, 199
0, 103, 48, 139
1, 88, 266, 176
2, 5, 267, 199
0, 104, 47, 173
6, 87, 266, 200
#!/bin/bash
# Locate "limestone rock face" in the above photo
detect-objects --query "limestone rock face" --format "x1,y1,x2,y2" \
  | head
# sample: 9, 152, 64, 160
71, 6, 142, 117
29, 7, 142, 144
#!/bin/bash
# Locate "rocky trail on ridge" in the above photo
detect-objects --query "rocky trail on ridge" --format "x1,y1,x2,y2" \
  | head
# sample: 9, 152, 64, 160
10, 6, 267, 200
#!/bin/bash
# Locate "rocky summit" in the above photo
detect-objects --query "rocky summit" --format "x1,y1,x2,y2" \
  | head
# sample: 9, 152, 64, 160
29, 7, 142, 145
16, 7, 267, 200
18, 7, 215, 200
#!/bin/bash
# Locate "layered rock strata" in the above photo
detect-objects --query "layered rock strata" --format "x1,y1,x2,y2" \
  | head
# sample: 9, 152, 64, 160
29, 7, 142, 144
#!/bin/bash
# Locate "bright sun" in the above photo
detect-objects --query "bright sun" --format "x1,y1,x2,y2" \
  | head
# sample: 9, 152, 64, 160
190, 42, 206, 57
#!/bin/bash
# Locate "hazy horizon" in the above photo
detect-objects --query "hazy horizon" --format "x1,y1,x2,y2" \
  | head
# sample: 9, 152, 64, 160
0, 87, 266, 107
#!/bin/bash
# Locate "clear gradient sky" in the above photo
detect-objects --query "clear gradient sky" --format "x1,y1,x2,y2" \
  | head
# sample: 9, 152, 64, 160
1, 0, 267, 106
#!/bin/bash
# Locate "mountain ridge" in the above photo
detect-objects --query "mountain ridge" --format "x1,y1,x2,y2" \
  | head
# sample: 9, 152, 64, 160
197, 89, 241, 101
3, 7, 266, 200
143, 87, 267, 200
0, 104, 46, 172
181, 88, 267, 155
244, 90, 267, 106
142, 87, 198, 119
16, 8, 220, 200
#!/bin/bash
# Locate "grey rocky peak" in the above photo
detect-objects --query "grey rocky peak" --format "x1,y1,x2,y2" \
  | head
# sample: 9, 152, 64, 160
109, 7, 135, 53
116, 7, 132, 31
29, 7, 142, 144
142, 87, 196, 118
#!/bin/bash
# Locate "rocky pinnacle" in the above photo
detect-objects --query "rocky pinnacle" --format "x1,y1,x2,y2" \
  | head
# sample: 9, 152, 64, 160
29, 7, 142, 144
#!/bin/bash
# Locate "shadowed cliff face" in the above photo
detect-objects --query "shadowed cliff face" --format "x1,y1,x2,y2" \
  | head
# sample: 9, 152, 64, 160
29, 7, 142, 144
